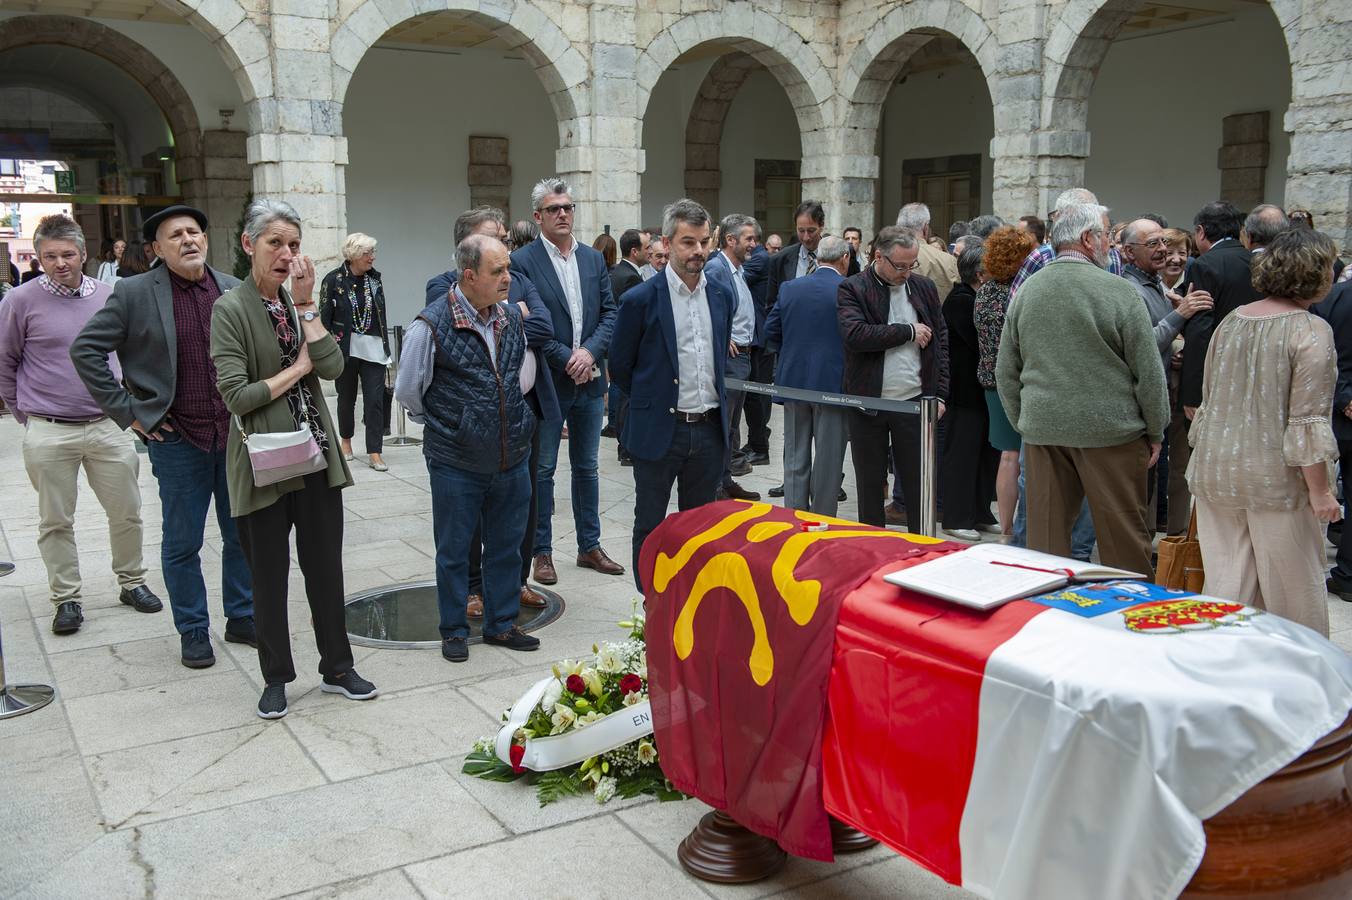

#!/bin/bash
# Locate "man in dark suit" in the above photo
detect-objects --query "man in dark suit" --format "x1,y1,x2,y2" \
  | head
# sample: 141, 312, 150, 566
70, 205, 252, 669
764, 234, 850, 516
838, 226, 948, 528
1314, 278, 1352, 602
610, 199, 734, 591
1180, 201, 1260, 416
511, 177, 623, 583
425, 206, 559, 616
605, 228, 648, 457
704, 212, 761, 501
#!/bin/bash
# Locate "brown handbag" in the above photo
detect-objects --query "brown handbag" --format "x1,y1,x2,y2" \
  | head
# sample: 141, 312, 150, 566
1155, 505, 1205, 592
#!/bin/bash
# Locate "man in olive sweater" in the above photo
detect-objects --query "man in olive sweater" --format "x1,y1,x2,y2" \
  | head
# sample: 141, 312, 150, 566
995, 203, 1169, 574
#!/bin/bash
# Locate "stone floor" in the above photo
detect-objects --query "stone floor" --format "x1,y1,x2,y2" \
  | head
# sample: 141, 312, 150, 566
2, 407, 1349, 900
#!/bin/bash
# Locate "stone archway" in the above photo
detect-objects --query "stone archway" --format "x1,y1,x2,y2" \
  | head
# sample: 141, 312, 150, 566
837, 0, 999, 235
682, 52, 763, 217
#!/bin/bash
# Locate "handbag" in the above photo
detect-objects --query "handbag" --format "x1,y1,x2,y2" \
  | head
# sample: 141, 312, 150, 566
235, 300, 328, 487
1154, 505, 1204, 592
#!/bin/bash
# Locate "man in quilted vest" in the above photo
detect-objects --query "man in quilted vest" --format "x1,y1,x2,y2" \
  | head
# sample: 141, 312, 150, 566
394, 234, 539, 663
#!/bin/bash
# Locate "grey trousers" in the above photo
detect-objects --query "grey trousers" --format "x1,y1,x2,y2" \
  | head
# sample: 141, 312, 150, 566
782, 400, 850, 517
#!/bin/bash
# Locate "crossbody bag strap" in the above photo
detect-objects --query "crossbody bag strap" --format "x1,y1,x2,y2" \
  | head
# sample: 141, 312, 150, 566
236, 297, 303, 445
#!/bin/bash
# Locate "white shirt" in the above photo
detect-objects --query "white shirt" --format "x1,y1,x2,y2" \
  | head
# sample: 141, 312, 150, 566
665, 263, 717, 414
796, 243, 816, 279
881, 281, 922, 400
721, 251, 756, 346
639, 263, 657, 282
543, 235, 584, 348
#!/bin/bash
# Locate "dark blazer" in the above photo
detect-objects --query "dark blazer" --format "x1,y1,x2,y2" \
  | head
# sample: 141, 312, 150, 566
424, 267, 561, 426
1314, 280, 1352, 442
70, 264, 241, 431
1179, 240, 1260, 407
763, 267, 844, 396
510, 237, 616, 401
608, 272, 735, 461
320, 262, 390, 358
837, 268, 949, 403
766, 241, 861, 310
942, 282, 983, 409
702, 250, 762, 348
610, 259, 644, 306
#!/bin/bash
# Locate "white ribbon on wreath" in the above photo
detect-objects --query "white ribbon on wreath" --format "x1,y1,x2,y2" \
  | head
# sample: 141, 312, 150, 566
495, 676, 654, 772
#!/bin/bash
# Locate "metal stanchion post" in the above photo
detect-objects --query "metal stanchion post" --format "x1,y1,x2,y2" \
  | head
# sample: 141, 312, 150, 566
0, 564, 55, 720
918, 395, 939, 538
385, 324, 421, 447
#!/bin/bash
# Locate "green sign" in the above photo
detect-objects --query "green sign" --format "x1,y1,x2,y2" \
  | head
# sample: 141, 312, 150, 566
54, 171, 74, 194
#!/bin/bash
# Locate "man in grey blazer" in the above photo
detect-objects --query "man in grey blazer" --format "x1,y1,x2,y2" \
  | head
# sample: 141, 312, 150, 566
71, 205, 254, 669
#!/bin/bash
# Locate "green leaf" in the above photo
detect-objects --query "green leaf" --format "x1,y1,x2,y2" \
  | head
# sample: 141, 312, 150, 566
535, 769, 585, 806
462, 749, 522, 783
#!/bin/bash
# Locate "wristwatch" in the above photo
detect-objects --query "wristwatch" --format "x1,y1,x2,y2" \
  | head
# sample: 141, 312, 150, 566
301, 309, 319, 322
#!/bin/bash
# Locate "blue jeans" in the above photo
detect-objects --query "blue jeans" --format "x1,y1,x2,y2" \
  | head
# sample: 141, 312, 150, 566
631, 417, 723, 592
146, 434, 252, 634
430, 458, 531, 640
722, 351, 752, 486
535, 390, 603, 555
1013, 445, 1096, 560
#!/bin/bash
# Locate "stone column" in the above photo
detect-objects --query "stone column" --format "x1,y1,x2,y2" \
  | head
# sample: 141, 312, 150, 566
992, 128, 1091, 220
572, 1, 642, 237
200, 129, 250, 273
249, 9, 346, 278
1217, 112, 1269, 212
806, 124, 878, 241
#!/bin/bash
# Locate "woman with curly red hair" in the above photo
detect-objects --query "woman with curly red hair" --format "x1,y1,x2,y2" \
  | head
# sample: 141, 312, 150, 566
973, 226, 1037, 533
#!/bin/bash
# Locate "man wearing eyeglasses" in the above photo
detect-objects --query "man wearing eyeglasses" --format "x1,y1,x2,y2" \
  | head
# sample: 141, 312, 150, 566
511, 177, 624, 584
837, 226, 948, 527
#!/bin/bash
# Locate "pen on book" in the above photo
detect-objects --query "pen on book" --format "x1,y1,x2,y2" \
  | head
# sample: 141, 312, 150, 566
989, 561, 1076, 577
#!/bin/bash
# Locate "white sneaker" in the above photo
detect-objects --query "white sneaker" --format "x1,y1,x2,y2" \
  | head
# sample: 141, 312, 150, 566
942, 528, 981, 542
974, 523, 1002, 534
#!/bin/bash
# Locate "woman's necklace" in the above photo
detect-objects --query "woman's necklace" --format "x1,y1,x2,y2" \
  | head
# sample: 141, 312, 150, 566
349, 272, 373, 332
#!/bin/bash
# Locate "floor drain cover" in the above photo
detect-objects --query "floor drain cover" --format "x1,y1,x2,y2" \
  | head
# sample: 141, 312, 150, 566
344, 581, 564, 648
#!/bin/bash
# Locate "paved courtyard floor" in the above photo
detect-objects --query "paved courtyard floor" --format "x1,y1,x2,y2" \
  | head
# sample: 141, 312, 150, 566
2, 407, 1349, 899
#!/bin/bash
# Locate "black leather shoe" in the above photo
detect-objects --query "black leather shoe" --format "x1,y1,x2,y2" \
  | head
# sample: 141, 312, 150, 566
838, 487, 848, 502
52, 600, 83, 635
181, 629, 215, 669
729, 456, 752, 477
484, 626, 540, 652
0, 561, 14, 577
768, 484, 785, 498
442, 636, 468, 663
601, 424, 616, 439
744, 450, 771, 466
119, 585, 163, 613
721, 480, 761, 501
224, 616, 258, 648
1327, 577, 1352, 603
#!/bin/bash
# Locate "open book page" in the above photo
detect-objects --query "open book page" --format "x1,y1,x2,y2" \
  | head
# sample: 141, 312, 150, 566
883, 543, 1145, 609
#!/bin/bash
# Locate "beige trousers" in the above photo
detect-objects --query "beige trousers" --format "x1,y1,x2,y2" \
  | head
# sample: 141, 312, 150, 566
21, 417, 146, 604
1195, 496, 1329, 637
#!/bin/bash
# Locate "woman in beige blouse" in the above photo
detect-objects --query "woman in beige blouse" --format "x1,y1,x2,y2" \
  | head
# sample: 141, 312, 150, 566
1186, 229, 1341, 635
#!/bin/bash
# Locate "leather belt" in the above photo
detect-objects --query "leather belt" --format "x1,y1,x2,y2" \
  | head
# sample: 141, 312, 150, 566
675, 409, 718, 423
734, 344, 752, 353
33, 414, 107, 426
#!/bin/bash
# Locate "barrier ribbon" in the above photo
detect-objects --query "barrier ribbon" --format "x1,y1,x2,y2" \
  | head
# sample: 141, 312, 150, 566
725, 378, 922, 415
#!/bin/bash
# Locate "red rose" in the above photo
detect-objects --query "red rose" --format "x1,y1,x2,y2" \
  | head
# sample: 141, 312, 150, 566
566, 674, 586, 694
509, 743, 526, 774
620, 674, 643, 695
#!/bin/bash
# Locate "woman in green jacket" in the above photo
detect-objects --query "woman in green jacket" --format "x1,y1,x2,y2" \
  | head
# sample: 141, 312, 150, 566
211, 198, 377, 720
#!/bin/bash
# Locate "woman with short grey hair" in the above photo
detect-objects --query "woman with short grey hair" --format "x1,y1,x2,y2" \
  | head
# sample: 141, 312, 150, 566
211, 197, 376, 719
320, 231, 391, 471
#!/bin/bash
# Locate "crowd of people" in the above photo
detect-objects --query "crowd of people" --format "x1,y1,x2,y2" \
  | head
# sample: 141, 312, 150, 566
1, 178, 1349, 717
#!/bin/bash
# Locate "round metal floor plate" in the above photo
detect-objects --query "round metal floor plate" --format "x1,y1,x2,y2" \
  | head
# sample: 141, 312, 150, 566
344, 581, 565, 648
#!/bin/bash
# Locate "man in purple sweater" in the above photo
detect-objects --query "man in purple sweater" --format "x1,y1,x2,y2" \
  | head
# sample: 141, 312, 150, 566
0, 215, 162, 635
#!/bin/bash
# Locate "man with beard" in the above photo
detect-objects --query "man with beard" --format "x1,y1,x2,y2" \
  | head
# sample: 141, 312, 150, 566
608, 199, 734, 591
995, 203, 1168, 575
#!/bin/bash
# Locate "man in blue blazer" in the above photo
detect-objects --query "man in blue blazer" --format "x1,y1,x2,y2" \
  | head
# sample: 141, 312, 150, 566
510, 178, 624, 584
424, 207, 560, 613
1315, 277, 1352, 601
764, 235, 851, 516
610, 200, 734, 592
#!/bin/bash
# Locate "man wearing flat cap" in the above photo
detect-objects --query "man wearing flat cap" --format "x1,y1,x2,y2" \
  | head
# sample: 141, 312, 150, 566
72, 204, 254, 670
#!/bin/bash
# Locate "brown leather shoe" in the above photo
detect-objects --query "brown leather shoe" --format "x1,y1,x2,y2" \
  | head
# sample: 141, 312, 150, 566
577, 547, 625, 576
466, 594, 484, 618
885, 503, 907, 527
520, 585, 547, 608
533, 553, 558, 585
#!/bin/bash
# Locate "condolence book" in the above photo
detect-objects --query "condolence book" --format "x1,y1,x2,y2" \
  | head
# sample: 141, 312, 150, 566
883, 543, 1144, 610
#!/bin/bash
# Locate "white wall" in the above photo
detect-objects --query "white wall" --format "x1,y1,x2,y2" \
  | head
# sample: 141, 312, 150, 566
0, 13, 245, 133
878, 62, 995, 225
1085, 7, 1291, 227
640, 59, 802, 226
343, 45, 560, 326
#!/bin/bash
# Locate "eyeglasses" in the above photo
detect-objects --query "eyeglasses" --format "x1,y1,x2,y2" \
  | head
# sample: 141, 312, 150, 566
540, 203, 575, 216
878, 254, 922, 273
1127, 237, 1170, 250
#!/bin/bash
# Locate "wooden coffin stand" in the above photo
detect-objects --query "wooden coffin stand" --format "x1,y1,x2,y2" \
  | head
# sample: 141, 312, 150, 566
678, 714, 1352, 897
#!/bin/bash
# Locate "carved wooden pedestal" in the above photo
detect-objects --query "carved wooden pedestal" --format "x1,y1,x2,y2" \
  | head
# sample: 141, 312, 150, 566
678, 715, 1352, 892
